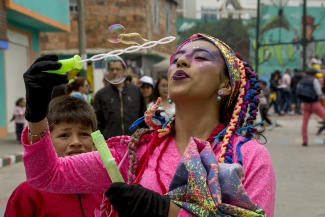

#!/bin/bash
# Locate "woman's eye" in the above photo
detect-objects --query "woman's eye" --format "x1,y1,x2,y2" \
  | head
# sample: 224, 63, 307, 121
172, 58, 178, 63
195, 56, 207, 60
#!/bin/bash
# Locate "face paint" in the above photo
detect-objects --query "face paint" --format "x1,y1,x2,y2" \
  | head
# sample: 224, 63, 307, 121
170, 46, 221, 66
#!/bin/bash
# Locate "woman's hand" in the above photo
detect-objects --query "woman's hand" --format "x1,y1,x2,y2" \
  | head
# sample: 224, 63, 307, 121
23, 54, 68, 123
105, 182, 170, 217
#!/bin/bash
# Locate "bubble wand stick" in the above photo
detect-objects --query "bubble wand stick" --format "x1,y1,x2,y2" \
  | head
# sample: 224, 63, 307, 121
91, 130, 124, 183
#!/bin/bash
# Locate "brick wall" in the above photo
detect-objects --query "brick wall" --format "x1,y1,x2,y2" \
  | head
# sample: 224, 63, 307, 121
0, 1, 8, 41
40, 0, 177, 57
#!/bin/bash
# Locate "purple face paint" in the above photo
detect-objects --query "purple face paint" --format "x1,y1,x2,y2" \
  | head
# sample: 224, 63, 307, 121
170, 46, 221, 66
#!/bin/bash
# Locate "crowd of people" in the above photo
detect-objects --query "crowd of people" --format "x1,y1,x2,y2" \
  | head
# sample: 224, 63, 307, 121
259, 62, 325, 146
6, 36, 325, 215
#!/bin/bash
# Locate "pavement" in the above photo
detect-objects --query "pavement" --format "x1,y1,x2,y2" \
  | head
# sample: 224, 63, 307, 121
0, 113, 325, 216
0, 133, 23, 168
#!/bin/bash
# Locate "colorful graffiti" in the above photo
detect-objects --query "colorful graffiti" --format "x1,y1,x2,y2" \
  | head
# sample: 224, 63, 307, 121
176, 5, 325, 79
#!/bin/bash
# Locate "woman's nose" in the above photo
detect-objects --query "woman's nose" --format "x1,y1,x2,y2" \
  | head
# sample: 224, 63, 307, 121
177, 55, 190, 68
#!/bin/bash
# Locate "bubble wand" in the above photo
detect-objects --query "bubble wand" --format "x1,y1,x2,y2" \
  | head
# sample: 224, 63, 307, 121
91, 130, 124, 183
43, 24, 176, 74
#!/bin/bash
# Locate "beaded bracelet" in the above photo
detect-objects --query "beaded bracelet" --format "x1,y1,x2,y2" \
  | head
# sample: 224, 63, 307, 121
28, 124, 49, 144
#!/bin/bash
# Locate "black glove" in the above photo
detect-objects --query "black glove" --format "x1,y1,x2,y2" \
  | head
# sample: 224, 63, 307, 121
106, 182, 170, 217
23, 54, 68, 122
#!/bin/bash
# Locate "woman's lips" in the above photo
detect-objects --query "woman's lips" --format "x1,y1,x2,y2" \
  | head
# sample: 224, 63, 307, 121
172, 70, 190, 80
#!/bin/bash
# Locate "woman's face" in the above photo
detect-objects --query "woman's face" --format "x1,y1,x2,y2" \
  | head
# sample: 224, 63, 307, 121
79, 80, 89, 94
141, 84, 153, 98
168, 40, 229, 102
158, 79, 169, 98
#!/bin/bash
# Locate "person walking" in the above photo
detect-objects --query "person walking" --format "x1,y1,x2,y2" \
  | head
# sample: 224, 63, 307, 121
296, 70, 325, 146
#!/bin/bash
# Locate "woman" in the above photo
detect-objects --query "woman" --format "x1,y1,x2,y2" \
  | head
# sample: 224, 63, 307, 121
269, 72, 281, 115
67, 77, 90, 102
22, 34, 275, 217
148, 74, 176, 115
139, 75, 155, 107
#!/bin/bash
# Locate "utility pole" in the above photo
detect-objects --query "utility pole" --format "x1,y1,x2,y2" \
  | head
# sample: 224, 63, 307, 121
255, 0, 260, 73
302, 0, 307, 71
77, 0, 87, 71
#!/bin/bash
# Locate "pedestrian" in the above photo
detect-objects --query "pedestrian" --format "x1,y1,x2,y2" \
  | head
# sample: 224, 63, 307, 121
296, 69, 325, 146
259, 80, 273, 127
281, 68, 293, 114
290, 69, 303, 114
5, 96, 102, 216
148, 74, 175, 115
22, 34, 275, 217
11, 97, 26, 143
139, 75, 155, 107
67, 77, 91, 102
94, 57, 146, 139
269, 72, 281, 115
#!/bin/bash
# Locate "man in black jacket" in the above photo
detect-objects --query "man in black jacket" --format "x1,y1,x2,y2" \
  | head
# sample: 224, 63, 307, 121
94, 58, 146, 139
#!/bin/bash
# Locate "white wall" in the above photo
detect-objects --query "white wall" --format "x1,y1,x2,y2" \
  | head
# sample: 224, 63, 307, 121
5, 30, 29, 133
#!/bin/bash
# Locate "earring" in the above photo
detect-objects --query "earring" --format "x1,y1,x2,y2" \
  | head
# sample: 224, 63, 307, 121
217, 89, 223, 101
168, 94, 173, 104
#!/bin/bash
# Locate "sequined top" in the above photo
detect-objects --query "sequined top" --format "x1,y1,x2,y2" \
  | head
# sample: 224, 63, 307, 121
22, 127, 275, 217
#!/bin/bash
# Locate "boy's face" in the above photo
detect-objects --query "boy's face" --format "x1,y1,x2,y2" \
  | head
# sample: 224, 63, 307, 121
50, 122, 95, 157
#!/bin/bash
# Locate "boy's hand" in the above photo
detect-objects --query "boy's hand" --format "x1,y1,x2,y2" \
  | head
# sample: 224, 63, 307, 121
106, 182, 170, 217
23, 54, 68, 122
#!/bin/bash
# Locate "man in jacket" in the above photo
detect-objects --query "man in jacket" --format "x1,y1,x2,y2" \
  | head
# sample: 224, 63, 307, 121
94, 58, 146, 139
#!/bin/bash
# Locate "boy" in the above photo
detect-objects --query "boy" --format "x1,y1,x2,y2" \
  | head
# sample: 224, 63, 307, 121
5, 96, 102, 217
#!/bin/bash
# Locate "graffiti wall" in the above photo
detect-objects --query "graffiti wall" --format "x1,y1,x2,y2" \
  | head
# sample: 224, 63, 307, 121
177, 5, 325, 80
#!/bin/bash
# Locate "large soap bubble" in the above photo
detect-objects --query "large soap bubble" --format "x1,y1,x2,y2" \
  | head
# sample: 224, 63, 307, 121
102, 56, 127, 84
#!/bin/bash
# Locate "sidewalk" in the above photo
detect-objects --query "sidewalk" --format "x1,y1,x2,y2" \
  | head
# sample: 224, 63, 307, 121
0, 133, 23, 168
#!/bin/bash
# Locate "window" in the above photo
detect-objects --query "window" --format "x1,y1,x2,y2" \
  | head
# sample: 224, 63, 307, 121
166, 2, 171, 36
69, 0, 78, 13
153, 0, 160, 33
201, 6, 217, 20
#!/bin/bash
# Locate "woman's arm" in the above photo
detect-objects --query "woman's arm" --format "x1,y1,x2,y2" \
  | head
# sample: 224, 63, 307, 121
239, 140, 276, 217
23, 126, 112, 194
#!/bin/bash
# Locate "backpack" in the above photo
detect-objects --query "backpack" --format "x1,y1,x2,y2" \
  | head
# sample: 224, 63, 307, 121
296, 75, 318, 102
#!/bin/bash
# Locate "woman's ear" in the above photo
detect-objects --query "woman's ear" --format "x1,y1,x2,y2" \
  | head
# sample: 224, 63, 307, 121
219, 80, 231, 97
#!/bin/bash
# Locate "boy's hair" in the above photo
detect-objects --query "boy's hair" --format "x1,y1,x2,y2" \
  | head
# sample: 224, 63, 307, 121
48, 95, 97, 131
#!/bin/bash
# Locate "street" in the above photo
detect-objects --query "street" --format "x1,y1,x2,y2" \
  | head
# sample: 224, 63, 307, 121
0, 114, 325, 216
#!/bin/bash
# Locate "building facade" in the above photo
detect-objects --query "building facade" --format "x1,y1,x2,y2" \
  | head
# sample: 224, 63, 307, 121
0, 0, 70, 137
40, 0, 178, 93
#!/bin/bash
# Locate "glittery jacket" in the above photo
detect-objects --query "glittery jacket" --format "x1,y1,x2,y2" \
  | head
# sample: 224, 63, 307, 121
22, 127, 276, 217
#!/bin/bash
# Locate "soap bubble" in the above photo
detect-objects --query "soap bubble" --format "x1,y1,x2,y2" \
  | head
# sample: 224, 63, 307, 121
102, 56, 127, 84
107, 24, 125, 43
107, 24, 148, 45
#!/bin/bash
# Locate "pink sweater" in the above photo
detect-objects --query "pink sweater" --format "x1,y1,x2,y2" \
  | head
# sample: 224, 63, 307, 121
22, 127, 275, 217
